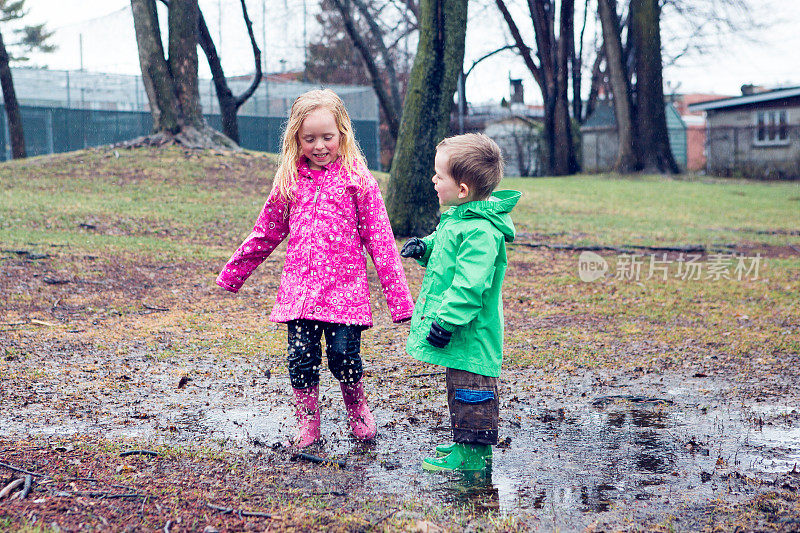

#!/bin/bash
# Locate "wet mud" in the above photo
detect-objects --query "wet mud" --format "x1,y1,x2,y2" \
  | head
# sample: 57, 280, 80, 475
3, 354, 799, 530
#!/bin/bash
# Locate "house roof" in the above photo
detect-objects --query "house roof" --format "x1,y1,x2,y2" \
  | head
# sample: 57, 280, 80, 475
580, 100, 684, 130
688, 86, 800, 111
582, 101, 616, 128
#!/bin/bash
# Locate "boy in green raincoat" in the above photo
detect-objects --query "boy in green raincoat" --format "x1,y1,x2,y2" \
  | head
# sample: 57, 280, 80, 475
402, 133, 520, 472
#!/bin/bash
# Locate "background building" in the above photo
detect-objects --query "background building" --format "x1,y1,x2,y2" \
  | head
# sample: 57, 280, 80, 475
580, 101, 687, 173
689, 86, 800, 179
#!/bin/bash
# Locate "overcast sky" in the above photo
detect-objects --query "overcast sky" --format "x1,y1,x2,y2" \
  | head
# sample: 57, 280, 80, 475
20, 0, 800, 106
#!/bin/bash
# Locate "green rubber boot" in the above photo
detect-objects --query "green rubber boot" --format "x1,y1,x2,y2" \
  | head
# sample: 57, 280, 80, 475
422, 443, 489, 472
436, 442, 493, 462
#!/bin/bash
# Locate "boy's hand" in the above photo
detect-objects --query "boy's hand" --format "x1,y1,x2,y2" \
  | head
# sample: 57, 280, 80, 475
400, 238, 426, 259
426, 321, 452, 348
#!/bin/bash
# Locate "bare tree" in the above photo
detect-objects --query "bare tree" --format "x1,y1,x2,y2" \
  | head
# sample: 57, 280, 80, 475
629, 0, 678, 173
130, 0, 235, 149
386, 0, 468, 235
0, 0, 56, 159
157, 0, 262, 145
597, 0, 638, 171
322, 0, 418, 144
196, 1, 262, 145
495, 0, 578, 176
660, 0, 758, 67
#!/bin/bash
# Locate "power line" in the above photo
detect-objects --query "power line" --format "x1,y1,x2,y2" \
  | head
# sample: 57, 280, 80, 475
47, 4, 130, 32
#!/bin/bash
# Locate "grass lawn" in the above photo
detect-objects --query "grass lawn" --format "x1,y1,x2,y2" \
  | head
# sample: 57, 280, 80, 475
504, 173, 800, 246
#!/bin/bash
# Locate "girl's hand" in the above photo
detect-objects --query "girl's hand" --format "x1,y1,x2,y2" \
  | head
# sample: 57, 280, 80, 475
400, 238, 426, 259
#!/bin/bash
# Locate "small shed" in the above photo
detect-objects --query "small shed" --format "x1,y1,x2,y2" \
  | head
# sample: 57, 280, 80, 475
483, 115, 543, 177
688, 87, 800, 179
580, 101, 687, 172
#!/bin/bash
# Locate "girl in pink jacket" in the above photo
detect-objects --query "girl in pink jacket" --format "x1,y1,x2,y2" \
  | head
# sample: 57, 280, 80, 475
217, 89, 414, 447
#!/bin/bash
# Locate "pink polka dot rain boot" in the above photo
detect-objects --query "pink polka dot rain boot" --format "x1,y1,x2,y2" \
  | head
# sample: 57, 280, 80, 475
292, 385, 321, 447
340, 379, 376, 440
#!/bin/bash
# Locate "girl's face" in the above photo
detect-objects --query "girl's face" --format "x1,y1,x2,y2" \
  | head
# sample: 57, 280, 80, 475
298, 108, 341, 170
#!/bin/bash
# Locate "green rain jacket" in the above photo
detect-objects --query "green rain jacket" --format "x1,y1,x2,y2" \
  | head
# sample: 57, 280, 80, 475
406, 190, 520, 377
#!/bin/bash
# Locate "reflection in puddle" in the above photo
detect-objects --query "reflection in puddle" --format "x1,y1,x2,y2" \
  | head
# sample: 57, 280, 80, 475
7, 385, 800, 526
355, 401, 800, 523
185, 397, 800, 523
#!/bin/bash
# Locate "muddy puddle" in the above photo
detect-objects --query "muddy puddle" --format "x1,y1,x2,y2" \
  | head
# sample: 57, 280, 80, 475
5, 368, 800, 528
149, 378, 800, 524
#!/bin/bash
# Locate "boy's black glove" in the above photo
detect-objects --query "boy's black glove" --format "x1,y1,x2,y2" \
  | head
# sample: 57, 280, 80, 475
426, 321, 452, 348
400, 237, 427, 259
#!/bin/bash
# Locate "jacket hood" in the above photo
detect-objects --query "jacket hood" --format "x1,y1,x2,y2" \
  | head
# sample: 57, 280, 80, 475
447, 189, 520, 242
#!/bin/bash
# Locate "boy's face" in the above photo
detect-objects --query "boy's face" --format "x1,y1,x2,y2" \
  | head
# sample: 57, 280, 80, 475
432, 149, 471, 206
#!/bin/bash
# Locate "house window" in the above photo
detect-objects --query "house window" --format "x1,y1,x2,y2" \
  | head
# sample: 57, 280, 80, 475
755, 110, 789, 145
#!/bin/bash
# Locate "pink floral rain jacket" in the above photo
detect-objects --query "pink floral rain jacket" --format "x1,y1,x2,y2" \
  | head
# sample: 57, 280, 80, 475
217, 157, 414, 327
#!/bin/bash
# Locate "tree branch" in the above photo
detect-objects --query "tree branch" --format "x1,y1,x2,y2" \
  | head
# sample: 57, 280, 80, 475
494, 0, 543, 88
330, 0, 400, 139
350, 0, 402, 117
464, 44, 517, 79
233, 0, 262, 108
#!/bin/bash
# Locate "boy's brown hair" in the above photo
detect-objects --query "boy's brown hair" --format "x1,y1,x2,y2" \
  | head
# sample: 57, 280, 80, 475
437, 133, 504, 200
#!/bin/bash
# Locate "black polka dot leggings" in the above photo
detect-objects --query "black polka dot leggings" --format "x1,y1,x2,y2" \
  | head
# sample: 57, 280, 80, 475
287, 319, 364, 389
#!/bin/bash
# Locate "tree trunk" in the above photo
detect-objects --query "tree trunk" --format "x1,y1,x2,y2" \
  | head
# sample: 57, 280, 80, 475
584, 47, 604, 121
197, 11, 239, 142
598, 0, 639, 172
495, 0, 575, 176
130, 0, 236, 149
168, 0, 201, 128
0, 29, 25, 159
553, 0, 575, 174
386, 0, 468, 236
630, 0, 679, 173
131, 0, 181, 133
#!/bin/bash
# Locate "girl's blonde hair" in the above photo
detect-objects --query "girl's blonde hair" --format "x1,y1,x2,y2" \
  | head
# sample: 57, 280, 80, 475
272, 89, 368, 201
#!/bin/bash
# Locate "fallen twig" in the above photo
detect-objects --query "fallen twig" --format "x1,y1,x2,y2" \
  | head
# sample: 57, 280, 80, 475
163, 520, 172, 533
0, 478, 24, 499
43, 277, 70, 285
514, 242, 717, 254
291, 452, 346, 469
63, 491, 148, 499
592, 395, 674, 407
120, 450, 159, 458
408, 372, 445, 378
29, 319, 60, 327
18, 475, 33, 500
368, 508, 400, 531
205, 502, 272, 518
0, 460, 43, 477
1, 249, 50, 260
143, 303, 170, 312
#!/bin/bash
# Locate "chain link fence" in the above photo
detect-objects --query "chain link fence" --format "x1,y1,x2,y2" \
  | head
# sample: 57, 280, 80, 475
2, 68, 381, 168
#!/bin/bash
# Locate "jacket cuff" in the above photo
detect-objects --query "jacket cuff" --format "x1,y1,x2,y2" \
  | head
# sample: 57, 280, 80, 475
433, 318, 456, 332
216, 275, 240, 293
390, 300, 415, 323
